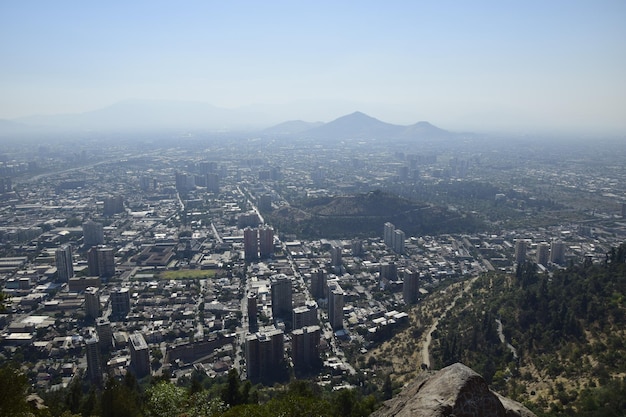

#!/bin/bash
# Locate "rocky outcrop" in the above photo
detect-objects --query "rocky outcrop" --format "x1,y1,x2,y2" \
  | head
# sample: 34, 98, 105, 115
370, 363, 537, 417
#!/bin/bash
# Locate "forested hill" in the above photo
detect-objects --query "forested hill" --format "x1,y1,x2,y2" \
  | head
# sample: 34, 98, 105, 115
265, 190, 484, 239
431, 242, 626, 416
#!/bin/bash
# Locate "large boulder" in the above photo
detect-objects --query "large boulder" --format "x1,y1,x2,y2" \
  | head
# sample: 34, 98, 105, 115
370, 363, 536, 417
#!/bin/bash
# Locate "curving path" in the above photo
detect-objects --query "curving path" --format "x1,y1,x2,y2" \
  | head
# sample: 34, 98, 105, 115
421, 277, 478, 369
495, 318, 518, 360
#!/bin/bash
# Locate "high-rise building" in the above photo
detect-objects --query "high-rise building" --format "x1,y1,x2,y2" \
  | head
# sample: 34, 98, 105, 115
398, 166, 409, 181
87, 248, 98, 275
536, 242, 550, 267
258, 194, 272, 211
351, 239, 363, 257
245, 327, 284, 383
82, 220, 104, 247
244, 227, 259, 261
259, 225, 274, 258
327, 280, 344, 331
206, 172, 220, 194
292, 302, 318, 330
403, 270, 420, 305
55, 244, 74, 283
175, 172, 195, 192
238, 212, 261, 229
88, 246, 116, 277
515, 239, 528, 264
96, 318, 113, 352
129, 333, 151, 378
110, 287, 131, 318
85, 287, 101, 320
331, 245, 342, 267
247, 292, 258, 331
99, 246, 115, 277
139, 176, 154, 191
0, 177, 12, 194
384, 222, 395, 247
85, 335, 102, 382
103, 195, 124, 216
292, 325, 321, 374
310, 269, 327, 300
380, 262, 397, 281
271, 274, 292, 322
550, 241, 566, 265
198, 161, 218, 174
393, 229, 405, 254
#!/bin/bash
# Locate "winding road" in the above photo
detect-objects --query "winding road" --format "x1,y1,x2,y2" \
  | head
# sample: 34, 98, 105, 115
421, 276, 478, 369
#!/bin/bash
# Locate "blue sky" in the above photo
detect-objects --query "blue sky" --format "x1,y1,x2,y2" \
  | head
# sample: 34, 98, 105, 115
1, 1, 625, 134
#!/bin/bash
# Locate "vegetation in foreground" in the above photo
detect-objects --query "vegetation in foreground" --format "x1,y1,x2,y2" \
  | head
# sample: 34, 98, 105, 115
0, 366, 380, 417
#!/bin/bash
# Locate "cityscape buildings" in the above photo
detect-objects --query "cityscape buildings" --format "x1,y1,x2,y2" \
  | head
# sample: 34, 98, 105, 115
515, 239, 528, 264
55, 244, 74, 283
103, 195, 124, 216
0, 128, 624, 396
403, 269, 419, 305
245, 327, 284, 383
247, 292, 258, 331
393, 229, 405, 254
110, 287, 131, 318
87, 246, 115, 277
550, 240, 566, 265
292, 325, 321, 374
327, 279, 344, 331
292, 302, 318, 330
331, 245, 342, 267
271, 274, 293, 323
258, 225, 274, 258
129, 332, 150, 378
310, 268, 327, 300
244, 227, 259, 261
85, 335, 102, 382
84, 286, 101, 320
383, 222, 395, 247
82, 220, 104, 247
537, 242, 550, 267
96, 318, 113, 352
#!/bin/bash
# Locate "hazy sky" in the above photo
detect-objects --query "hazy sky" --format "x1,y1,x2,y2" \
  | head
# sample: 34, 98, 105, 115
1, 1, 625, 134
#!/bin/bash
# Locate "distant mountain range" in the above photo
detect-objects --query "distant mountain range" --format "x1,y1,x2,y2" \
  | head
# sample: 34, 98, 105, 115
298, 111, 452, 140
1, 99, 457, 140
261, 120, 325, 135
11, 99, 268, 132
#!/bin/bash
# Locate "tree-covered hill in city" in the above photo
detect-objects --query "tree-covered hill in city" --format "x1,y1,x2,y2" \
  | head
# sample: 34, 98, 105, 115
264, 190, 484, 239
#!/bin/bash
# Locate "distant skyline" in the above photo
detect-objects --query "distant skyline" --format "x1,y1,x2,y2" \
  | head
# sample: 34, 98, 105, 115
1, 1, 625, 135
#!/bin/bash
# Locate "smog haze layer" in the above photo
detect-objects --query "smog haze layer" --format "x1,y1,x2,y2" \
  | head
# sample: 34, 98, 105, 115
1, 1, 625, 136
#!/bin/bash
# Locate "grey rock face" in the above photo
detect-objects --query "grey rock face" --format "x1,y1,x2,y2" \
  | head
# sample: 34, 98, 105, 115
370, 363, 537, 417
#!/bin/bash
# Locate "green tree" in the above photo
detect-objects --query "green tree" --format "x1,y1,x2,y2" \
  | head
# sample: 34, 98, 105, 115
64, 376, 83, 414
187, 393, 225, 417
220, 369, 241, 407
145, 381, 186, 417
79, 387, 99, 417
0, 364, 29, 417
101, 377, 142, 417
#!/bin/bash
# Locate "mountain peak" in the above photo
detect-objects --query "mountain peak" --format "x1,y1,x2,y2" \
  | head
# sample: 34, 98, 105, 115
303, 111, 401, 140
